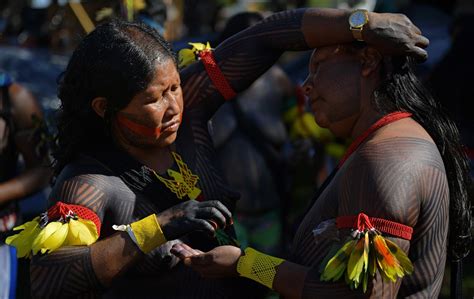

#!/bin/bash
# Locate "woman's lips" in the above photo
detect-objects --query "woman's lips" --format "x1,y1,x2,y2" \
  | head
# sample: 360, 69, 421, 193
161, 120, 180, 132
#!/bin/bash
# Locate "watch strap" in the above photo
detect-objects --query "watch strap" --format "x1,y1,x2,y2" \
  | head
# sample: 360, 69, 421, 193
351, 27, 364, 41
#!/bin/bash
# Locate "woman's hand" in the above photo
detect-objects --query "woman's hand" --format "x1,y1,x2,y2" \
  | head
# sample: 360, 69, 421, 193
156, 200, 232, 240
365, 12, 429, 61
171, 243, 243, 278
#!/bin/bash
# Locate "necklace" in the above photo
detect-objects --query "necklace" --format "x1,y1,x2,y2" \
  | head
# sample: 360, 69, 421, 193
153, 152, 202, 200
152, 151, 239, 246
337, 111, 412, 168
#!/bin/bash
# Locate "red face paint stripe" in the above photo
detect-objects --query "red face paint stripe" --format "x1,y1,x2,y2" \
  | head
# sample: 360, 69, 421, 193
116, 114, 161, 138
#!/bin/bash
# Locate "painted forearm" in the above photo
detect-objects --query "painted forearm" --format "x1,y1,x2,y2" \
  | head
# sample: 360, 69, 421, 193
212, 9, 307, 95
180, 9, 306, 114
272, 260, 309, 298
181, 8, 360, 115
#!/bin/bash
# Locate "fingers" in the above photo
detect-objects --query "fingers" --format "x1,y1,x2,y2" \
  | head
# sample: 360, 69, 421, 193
177, 242, 204, 254
171, 243, 200, 259
415, 35, 429, 49
207, 220, 219, 230
196, 207, 227, 229
190, 219, 216, 236
409, 46, 428, 62
367, 12, 430, 61
411, 24, 422, 35
199, 200, 233, 226
171, 243, 214, 269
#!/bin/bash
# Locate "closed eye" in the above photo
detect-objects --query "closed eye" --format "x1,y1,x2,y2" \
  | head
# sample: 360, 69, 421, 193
144, 96, 161, 104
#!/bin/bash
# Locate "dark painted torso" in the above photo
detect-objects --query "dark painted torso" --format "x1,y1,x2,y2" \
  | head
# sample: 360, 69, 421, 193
50, 111, 262, 298
290, 137, 449, 298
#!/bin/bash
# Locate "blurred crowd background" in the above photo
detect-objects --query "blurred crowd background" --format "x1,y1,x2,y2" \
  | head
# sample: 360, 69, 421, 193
1, 0, 473, 298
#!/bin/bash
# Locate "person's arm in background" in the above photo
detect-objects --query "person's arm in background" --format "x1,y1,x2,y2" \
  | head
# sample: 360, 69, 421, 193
0, 83, 51, 204
180, 8, 428, 119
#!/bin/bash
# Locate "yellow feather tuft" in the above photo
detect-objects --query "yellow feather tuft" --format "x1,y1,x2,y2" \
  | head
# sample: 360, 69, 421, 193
178, 48, 197, 68
347, 237, 365, 282
368, 241, 377, 277
188, 42, 211, 52
363, 231, 369, 272
31, 222, 63, 255
321, 239, 356, 282
385, 238, 414, 275
373, 234, 404, 282
5, 217, 41, 258
65, 218, 98, 246
40, 222, 69, 254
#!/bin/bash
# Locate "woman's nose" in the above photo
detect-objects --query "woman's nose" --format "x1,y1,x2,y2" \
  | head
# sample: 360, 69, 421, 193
165, 93, 182, 116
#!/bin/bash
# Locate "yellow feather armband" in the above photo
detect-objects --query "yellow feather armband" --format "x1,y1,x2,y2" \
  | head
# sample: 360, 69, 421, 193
320, 213, 414, 292
6, 202, 100, 258
178, 42, 212, 68
236, 247, 285, 290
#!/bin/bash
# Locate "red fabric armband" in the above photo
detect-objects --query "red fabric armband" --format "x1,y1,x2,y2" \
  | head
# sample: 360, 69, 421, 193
199, 50, 236, 101
337, 212, 413, 240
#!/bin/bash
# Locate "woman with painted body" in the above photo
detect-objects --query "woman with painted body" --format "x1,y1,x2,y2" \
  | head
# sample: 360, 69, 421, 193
25, 8, 428, 298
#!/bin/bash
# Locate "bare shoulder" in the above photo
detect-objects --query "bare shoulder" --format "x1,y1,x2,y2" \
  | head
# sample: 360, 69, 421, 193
358, 136, 445, 172
50, 156, 125, 218
347, 118, 444, 171
337, 136, 447, 226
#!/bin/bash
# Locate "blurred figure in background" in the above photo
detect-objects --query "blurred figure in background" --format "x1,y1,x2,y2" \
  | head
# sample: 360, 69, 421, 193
428, 0, 474, 174
211, 12, 293, 255
0, 71, 51, 299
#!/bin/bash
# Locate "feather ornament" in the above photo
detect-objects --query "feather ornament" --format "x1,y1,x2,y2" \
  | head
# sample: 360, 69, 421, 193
178, 42, 212, 68
5, 217, 42, 258
320, 213, 414, 293
5, 202, 100, 258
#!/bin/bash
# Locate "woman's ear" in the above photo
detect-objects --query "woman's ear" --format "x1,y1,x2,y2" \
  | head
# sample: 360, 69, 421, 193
359, 47, 382, 77
91, 97, 108, 118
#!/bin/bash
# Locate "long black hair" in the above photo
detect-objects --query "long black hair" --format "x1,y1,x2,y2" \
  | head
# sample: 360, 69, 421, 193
54, 20, 176, 176
343, 45, 472, 264
373, 56, 472, 264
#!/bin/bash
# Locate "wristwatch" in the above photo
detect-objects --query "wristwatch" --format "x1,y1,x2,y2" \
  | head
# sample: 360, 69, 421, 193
349, 9, 369, 41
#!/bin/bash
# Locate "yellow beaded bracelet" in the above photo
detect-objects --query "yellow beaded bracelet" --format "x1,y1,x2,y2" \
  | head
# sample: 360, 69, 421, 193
236, 247, 285, 290
128, 214, 167, 253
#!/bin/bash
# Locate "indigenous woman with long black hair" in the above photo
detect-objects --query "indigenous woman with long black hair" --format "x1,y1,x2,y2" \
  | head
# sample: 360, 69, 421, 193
173, 24, 471, 299
7, 8, 428, 298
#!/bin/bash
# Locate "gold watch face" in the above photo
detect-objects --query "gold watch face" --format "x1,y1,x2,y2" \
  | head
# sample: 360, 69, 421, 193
349, 10, 368, 28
